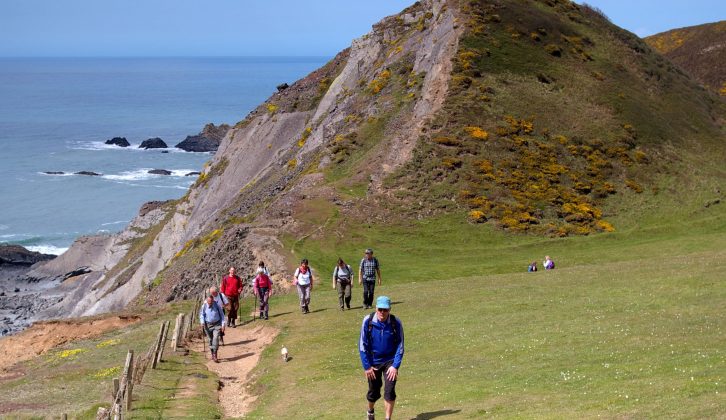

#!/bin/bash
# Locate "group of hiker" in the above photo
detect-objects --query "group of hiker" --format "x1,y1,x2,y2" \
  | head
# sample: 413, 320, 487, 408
527, 255, 556, 272
197, 247, 402, 419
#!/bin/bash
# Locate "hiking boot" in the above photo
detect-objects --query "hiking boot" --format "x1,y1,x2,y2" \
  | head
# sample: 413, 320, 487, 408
366, 410, 375, 420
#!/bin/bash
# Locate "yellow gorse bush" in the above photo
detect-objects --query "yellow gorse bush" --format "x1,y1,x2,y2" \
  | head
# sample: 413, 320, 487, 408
464, 126, 489, 140
96, 339, 120, 348
59, 349, 87, 358
93, 366, 121, 378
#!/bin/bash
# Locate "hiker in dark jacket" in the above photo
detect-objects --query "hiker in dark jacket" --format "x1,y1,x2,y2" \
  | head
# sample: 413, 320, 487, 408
359, 248, 381, 309
199, 295, 226, 362
359, 296, 404, 420
332, 258, 354, 310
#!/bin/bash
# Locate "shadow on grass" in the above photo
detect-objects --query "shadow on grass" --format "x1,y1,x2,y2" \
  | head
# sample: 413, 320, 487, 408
308, 308, 328, 314
411, 409, 461, 419
270, 311, 293, 318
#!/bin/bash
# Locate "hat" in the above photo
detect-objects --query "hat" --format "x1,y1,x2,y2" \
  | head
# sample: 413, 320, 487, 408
376, 296, 391, 309
365, 248, 373, 254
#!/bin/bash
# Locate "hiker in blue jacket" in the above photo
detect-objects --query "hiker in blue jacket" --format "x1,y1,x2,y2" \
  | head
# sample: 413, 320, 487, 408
199, 295, 226, 363
359, 296, 404, 420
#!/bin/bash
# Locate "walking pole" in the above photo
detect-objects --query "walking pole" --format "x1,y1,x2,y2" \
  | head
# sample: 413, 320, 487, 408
252, 278, 257, 321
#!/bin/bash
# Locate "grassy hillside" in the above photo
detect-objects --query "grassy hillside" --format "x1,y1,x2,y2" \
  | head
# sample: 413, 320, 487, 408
387, 0, 725, 236
646, 21, 726, 95
244, 205, 726, 418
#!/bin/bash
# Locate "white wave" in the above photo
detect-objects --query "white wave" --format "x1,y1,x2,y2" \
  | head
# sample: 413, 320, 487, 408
101, 220, 129, 226
103, 169, 155, 181
68, 141, 195, 153
25, 245, 69, 256
103, 168, 198, 181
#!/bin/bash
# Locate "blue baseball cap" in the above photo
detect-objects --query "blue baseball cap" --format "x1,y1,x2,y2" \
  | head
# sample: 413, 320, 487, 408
376, 296, 391, 309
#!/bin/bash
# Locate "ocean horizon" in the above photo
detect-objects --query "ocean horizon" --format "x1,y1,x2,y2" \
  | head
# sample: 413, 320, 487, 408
0, 56, 328, 254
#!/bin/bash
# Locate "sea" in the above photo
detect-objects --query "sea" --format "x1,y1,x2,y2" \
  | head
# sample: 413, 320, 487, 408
0, 57, 327, 255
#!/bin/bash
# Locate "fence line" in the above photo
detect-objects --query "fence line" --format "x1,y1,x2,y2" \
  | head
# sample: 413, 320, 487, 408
95, 300, 204, 419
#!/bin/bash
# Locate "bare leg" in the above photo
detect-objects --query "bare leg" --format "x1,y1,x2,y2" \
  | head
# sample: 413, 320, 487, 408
384, 399, 395, 419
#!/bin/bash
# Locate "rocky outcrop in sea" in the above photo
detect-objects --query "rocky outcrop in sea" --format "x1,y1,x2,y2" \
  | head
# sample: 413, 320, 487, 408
139, 137, 168, 149
105, 137, 130, 147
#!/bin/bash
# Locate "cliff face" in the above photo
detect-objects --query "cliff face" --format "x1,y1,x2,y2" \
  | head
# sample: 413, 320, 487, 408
24, 0, 724, 322
26, 0, 460, 317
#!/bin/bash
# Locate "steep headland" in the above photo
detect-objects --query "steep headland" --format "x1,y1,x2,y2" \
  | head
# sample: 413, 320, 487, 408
646, 20, 726, 95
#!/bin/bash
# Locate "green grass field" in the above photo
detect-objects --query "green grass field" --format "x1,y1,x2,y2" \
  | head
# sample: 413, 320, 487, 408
242, 203, 726, 419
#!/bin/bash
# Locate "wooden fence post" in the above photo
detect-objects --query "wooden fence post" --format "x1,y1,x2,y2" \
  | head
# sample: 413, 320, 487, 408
170, 313, 182, 350
112, 378, 119, 399
151, 321, 165, 369
125, 350, 134, 412
156, 320, 169, 364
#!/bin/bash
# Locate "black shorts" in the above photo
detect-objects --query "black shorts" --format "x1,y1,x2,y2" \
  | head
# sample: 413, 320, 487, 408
367, 360, 397, 402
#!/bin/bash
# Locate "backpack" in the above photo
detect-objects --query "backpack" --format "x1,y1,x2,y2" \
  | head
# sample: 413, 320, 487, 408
334, 265, 352, 282
365, 312, 400, 351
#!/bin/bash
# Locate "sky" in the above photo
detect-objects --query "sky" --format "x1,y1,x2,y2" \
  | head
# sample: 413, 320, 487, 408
0, 0, 724, 57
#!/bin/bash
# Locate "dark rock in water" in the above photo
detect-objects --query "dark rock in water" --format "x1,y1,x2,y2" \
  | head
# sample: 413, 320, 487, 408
139, 137, 168, 149
105, 137, 130, 147
62, 266, 91, 281
185, 171, 201, 177
148, 169, 172, 175
276, 82, 289, 92
75, 171, 101, 176
14, 288, 20, 293
175, 135, 219, 152
175, 123, 230, 152
0, 244, 56, 266
43, 171, 65, 175
161, 150, 170, 153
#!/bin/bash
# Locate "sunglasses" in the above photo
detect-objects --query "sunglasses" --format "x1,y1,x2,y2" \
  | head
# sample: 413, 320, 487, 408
376, 308, 390, 312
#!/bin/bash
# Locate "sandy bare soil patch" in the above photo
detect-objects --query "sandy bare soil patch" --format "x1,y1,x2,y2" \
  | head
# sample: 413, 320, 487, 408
0, 314, 140, 372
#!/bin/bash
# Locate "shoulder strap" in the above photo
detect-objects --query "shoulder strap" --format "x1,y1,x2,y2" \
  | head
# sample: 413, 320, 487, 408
334, 266, 339, 279
390, 314, 398, 340
214, 301, 223, 320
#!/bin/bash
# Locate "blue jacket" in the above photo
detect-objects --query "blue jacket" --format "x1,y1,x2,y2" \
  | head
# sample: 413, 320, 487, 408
359, 314, 404, 370
199, 300, 225, 327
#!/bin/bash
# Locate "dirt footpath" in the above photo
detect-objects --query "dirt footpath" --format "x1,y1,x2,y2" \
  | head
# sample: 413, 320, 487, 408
191, 322, 278, 418
0, 315, 140, 372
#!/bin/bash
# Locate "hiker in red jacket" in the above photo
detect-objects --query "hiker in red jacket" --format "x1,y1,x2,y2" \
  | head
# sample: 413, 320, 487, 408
254, 268, 273, 320
220, 267, 243, 327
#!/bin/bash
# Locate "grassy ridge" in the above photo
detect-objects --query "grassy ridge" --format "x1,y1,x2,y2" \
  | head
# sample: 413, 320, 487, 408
251, 228, 726, 418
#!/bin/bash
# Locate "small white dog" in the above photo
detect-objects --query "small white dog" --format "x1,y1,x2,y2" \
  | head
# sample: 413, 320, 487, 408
281, 346, 289, 362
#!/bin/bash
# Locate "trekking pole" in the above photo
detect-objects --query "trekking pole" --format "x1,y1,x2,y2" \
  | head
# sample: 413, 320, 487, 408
253, 294, 257, 321
202, 322, 207, 357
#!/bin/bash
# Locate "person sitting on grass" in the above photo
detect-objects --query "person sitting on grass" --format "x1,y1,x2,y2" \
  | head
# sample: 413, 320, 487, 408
544, 255, 555, 270
528, 261, 538, 272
